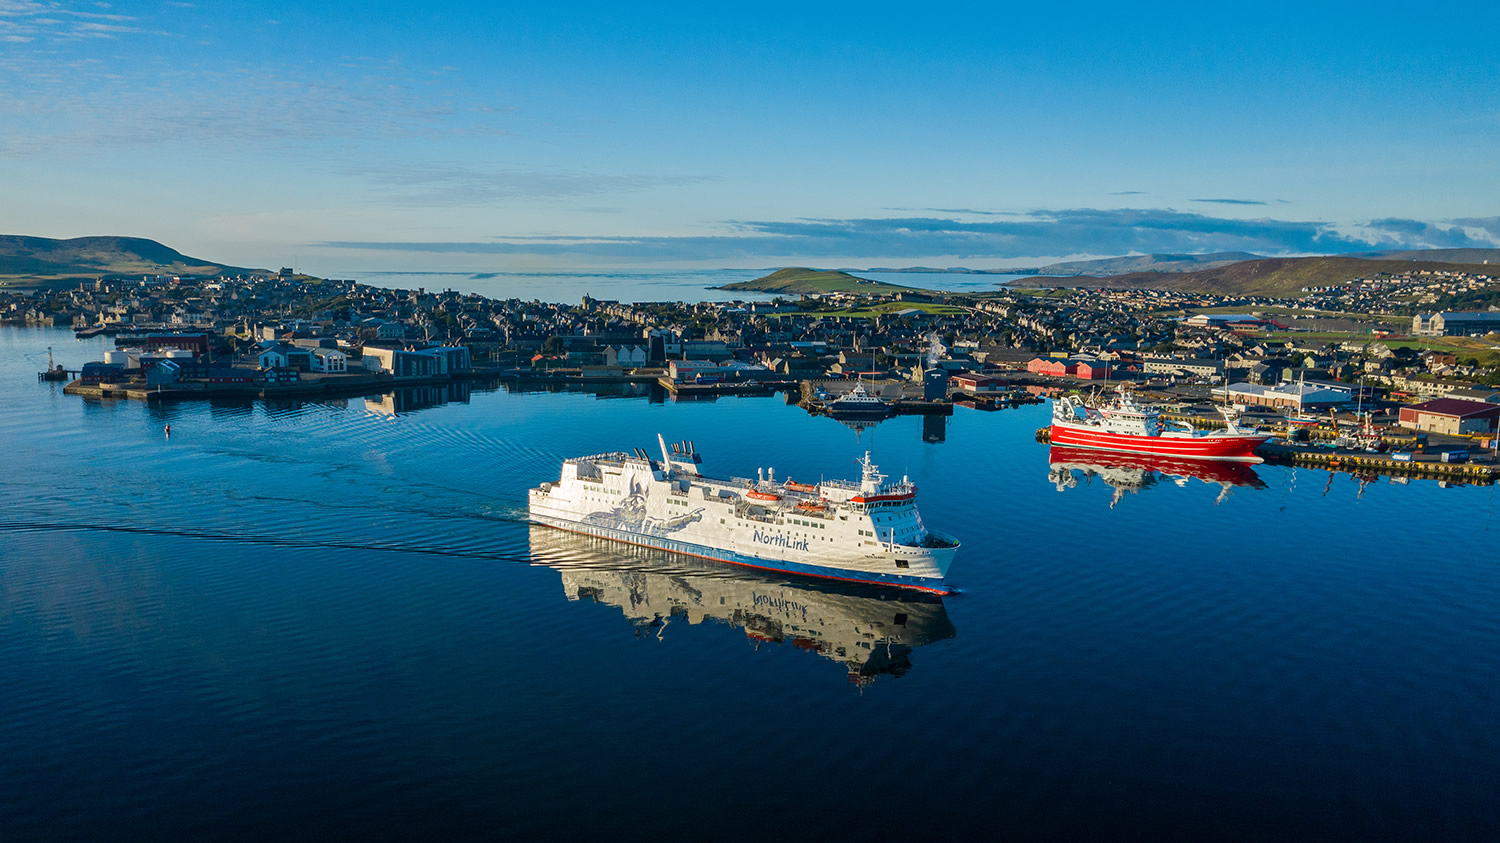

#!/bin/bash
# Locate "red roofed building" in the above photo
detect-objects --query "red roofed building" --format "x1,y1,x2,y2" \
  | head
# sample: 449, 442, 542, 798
1398, 398, 1500, 436
1027, 358, 1077, 377
951, 374, 1008, 395
1075, 360, 1118, 380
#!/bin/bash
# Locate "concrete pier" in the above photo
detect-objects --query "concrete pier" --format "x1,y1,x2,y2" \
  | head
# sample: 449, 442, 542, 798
1035, 427, 1497, 484
1256, 443, 1497, 484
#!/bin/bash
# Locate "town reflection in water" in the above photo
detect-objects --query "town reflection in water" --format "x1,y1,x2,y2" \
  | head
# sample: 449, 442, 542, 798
829, 412, 947, 443
1048, 445, 1266, 508
528, 526, 956, 688
366, 382, 473, 415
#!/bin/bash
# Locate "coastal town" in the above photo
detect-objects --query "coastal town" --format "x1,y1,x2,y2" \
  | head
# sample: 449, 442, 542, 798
7, 263, 1500, 482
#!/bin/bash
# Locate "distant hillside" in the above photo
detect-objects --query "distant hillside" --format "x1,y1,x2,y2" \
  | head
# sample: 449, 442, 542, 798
0, 235, 258, 286
858, 266, 1010, 274
1350, 248, 1500, 264
1012, 256, 1500, 297
719, 267, 915, 294
1023, 252, 1262, 276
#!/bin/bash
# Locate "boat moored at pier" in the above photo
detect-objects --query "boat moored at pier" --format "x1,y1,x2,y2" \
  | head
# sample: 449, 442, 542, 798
825, 382, 891, 420
1050, 385, 1270, 462
528, 435, 960, 593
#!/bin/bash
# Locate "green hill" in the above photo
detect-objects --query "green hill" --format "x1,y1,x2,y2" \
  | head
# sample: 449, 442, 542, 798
1027, 251, 1262, 276
1351, 248, 1500, 264
0, 235, 259, 287
1013, 256, 1500, 297
719, 267, 914, 294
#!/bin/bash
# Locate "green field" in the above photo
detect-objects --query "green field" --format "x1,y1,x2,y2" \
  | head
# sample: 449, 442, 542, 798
1256, 331, 1497, 350
1006, 287, 1073, 299
1254, 332, 1500, 367
1255, 331, 1380, 341
1180, 304, 1403, 323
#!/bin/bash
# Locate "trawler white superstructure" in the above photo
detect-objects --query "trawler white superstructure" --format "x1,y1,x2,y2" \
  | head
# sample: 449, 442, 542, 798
528, 435, 960, 593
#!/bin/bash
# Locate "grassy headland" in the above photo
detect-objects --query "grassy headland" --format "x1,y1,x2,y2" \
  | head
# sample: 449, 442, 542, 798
719, 267, 916, 295
0, 235, 261, 289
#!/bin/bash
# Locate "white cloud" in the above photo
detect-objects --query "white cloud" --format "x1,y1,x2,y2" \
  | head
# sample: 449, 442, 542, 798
0, 0, 139, 40
315, 208, 1500, 263
343, 164, 709, 204
0, 58, 512, 156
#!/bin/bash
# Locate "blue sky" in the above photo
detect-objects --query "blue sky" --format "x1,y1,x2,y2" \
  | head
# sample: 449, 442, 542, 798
2, 0, 1498, 273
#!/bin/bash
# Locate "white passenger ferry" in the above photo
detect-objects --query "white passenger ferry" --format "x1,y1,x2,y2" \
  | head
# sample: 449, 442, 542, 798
528, 436, 960, 593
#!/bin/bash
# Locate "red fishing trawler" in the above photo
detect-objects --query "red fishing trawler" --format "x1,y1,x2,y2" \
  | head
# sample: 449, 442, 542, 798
1049, 386, 1269, 462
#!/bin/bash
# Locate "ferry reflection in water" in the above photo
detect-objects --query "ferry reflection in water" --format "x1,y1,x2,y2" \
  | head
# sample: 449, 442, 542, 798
366, 382, 472, 415
528, 526, 956, 688
1048, 445, 1266, 508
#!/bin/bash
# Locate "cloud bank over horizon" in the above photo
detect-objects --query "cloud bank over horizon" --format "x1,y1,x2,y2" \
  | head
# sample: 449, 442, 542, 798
319, 209, 1500, 266
3, 2, 1498, 273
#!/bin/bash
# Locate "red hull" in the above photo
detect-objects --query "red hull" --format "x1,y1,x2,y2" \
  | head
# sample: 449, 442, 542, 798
1049, 422, 1268, 462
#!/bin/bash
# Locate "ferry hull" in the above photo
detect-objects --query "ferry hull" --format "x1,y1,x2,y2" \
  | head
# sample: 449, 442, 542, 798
529, 512, 958, 594
1049, 422, 1269, 462
530, 437, 958, 595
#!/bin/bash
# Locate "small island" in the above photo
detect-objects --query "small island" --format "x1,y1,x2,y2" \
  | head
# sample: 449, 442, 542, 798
718, 267, 916, 295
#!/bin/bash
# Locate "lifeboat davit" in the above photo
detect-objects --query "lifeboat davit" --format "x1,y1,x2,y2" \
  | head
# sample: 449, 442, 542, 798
746, 489, 782, 501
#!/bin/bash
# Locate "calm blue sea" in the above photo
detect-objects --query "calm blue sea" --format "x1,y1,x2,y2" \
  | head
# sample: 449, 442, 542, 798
3, 325, 1498, 841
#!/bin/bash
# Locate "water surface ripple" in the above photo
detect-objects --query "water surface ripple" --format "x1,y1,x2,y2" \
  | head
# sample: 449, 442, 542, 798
2, 326, 1498, 840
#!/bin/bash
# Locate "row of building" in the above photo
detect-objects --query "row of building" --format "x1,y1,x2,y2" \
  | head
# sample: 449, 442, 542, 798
1411, 311, 1500, 337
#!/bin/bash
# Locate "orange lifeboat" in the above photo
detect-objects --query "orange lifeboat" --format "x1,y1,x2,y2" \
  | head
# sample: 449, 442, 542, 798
795, 500, 827, 512
746, 489, 782, 501
785, 480, 818, 493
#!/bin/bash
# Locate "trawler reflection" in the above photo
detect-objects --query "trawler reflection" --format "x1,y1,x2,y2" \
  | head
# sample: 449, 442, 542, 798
528, 526, 956, 688
1048, 445, 1265, 508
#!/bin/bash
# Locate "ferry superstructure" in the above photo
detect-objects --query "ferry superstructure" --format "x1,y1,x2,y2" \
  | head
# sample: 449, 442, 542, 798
1050, 385, 1269, 462
528, 435, 960, 593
